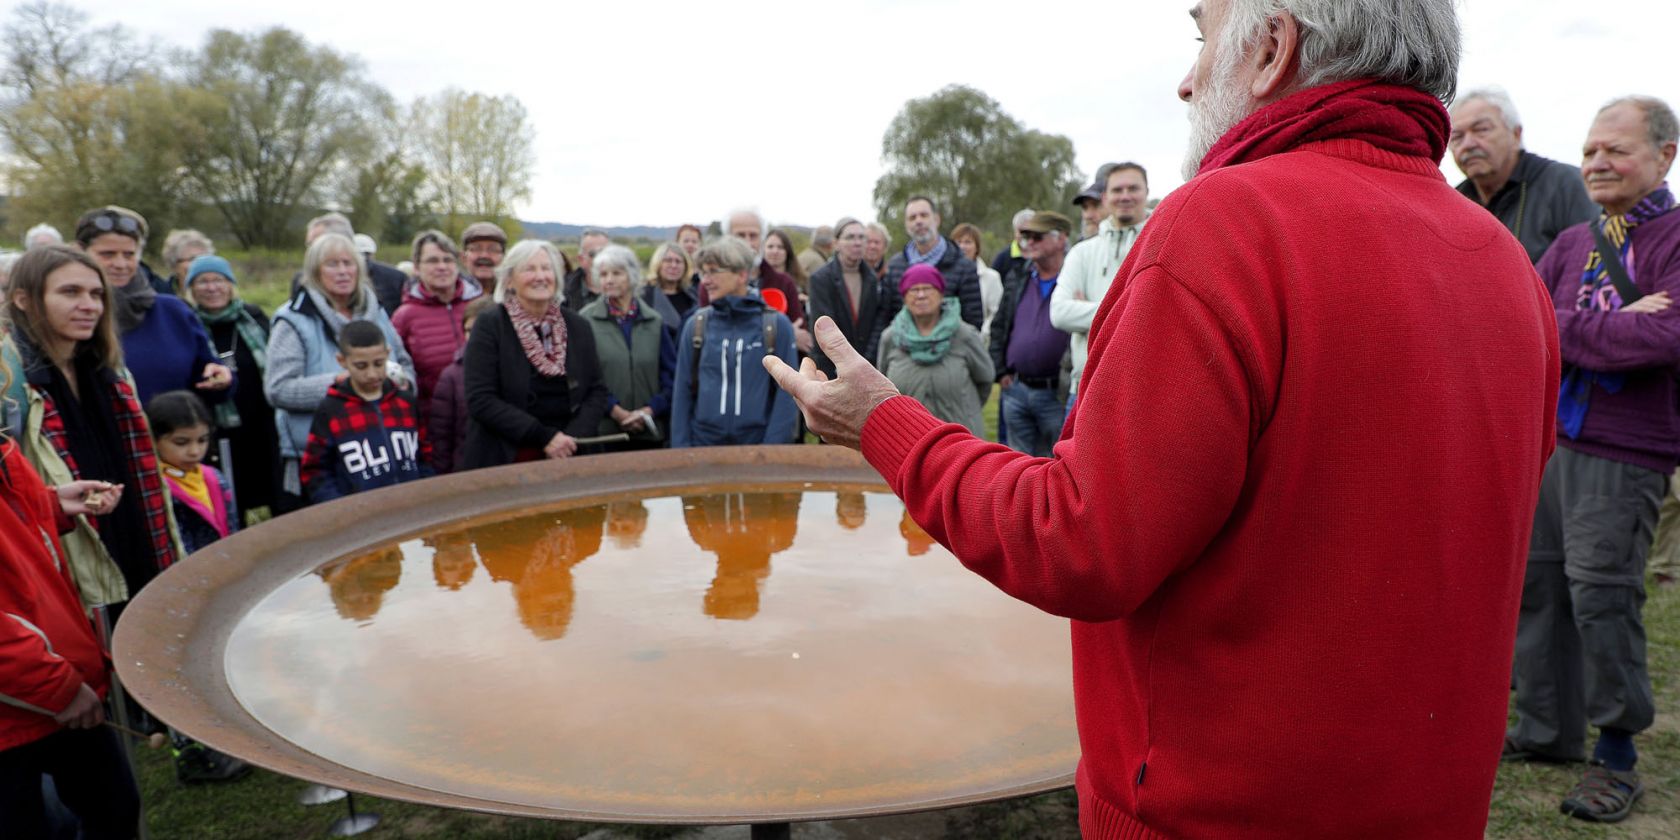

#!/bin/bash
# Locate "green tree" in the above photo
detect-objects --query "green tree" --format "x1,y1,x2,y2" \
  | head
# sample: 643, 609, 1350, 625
173, 27, 387, 248
411, 89, 535, 234
872, 85, 1083, 243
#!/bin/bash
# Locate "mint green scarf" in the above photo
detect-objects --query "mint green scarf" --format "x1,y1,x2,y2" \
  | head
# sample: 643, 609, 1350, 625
891, 299, 961, 365
195, 300, 268, 429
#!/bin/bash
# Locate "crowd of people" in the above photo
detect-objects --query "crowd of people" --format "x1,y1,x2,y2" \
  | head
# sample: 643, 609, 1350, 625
1, 2, 1678, 828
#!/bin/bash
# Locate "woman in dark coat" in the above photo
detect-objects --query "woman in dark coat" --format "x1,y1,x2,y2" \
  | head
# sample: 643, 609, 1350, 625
462, 240, 609, 469
184, 255, 279, 518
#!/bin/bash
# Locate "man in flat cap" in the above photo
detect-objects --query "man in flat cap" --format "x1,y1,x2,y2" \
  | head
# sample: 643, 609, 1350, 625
988, 211, 1073, 457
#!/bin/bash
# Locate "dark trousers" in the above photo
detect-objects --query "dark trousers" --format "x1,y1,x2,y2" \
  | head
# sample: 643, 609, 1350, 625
0, 727, 140, 840
1509, 446, 1664, 759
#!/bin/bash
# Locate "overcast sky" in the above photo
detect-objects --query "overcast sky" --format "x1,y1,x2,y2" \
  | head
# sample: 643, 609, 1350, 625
67, 0, 1680, 229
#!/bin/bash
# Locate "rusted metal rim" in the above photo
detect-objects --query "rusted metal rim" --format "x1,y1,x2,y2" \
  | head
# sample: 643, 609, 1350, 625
114, 445, 1075, 824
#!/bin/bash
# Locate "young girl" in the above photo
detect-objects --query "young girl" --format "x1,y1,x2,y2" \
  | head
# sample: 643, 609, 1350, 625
146, 391, 237, 555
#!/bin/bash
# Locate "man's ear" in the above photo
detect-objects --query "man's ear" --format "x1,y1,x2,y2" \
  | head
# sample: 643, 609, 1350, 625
1249, 12, 1302, 101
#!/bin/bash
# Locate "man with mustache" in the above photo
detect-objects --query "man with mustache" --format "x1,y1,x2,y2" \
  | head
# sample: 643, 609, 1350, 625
764, 1, 1557, 837
1451, 88, 1599, 264
460, 221, 507, 298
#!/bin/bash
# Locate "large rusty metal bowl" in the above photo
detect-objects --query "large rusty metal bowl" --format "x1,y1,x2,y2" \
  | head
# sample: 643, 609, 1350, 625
115, 447, 1077, 825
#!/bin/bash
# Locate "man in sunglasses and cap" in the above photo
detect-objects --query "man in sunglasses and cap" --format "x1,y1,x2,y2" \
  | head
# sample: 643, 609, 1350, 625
988, 211, 1073, 457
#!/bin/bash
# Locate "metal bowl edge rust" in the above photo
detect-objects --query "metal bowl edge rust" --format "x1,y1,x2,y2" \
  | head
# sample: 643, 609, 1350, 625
113, 446, 1077, 825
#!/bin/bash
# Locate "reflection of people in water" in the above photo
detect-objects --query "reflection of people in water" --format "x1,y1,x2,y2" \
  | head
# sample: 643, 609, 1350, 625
683, 493, 801, 620
319, 547, 403, 621
835, 491, 868, 530
472, 506, 605, 640
604, 500, 649, 550
428, 531, 477, 590
900, 509, 936, 557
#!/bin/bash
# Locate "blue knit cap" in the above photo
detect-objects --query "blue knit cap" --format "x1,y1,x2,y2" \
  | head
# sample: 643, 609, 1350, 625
186, 254, 236, 287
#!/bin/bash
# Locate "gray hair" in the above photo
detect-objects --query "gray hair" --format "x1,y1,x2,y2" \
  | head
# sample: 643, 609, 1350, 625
1455, 86, 1522, 130
580, 228, 611, 244
1011, 209, 1036, 230
23, 223, 62, 250
694, 236, 756, 275
161, 229, 214, 269
495, 239, 567, 304
1224, 0, 1461, 102
300, 233, 368, 312
1600, 95, 1680, 150
306, 212, 354, 243
591, 244, 645, 294
865, 222, 891, 242
724, 207, 767, 241
811, 225, 835, 248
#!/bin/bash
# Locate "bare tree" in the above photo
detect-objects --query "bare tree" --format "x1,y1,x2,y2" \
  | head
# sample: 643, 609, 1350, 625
411, 89, 535, 233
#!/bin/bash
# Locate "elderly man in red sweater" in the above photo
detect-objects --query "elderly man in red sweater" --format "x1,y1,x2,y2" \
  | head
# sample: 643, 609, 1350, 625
767, 1, 1558, 838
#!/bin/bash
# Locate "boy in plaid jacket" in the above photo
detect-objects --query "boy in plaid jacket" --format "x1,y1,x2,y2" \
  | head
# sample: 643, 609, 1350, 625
301, 321, 432, 503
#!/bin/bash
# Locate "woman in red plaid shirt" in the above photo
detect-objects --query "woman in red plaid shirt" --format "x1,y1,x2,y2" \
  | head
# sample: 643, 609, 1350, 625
1, 245, 183, 613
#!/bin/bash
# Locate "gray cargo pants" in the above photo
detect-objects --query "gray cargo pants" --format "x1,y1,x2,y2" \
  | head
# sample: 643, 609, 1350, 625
1508, 446, 1663, 760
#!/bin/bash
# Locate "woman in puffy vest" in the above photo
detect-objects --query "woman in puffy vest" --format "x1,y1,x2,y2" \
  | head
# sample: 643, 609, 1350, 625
265, 233, 414, 512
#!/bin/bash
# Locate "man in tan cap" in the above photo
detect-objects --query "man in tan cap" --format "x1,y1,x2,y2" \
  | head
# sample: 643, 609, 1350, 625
987, 211, 1073, 456
460, 221, 507, 297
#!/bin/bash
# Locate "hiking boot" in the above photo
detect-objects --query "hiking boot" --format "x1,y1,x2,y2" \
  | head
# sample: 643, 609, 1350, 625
174, 742, 252, 784
1559, 761, 1643, 823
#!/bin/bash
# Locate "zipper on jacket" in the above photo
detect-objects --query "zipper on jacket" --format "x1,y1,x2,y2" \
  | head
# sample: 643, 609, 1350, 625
718, 338, 729, 416
733, 339, 744, 416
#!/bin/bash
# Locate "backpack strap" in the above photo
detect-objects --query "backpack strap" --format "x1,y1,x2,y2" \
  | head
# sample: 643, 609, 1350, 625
1592, 220, 1644, 306
688, 309, 710, 397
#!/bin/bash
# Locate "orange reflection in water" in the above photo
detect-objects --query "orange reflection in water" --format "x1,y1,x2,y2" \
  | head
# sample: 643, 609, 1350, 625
224, 489, 1077, 820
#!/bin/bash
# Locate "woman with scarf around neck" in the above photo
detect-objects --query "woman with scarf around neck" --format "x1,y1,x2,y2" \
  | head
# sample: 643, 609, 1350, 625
185, 254, 280, 519
461, 240, 609, 469
266, 233, 414, 512
875, 264, 993, 437
2, 245, 184, 612
72, 206, 232, 409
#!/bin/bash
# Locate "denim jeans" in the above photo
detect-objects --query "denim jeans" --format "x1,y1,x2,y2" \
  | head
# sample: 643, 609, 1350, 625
1001, 382, 1066, 457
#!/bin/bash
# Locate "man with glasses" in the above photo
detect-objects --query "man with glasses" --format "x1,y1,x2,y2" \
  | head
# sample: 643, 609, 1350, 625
988, 212, 1073, 457
459, 221, 507, 298
1450, 87, 1597, 264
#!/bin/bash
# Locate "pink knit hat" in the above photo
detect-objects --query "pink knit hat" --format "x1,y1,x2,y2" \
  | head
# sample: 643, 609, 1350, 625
899, 263, 945, 297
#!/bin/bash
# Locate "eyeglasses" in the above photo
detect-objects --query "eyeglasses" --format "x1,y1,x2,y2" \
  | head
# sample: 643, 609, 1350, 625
465, 242, 504, 255
838, 233, 867, 242
78, 212, 141, 242
420, 256, 457, 266
1021, 231, 1047, 242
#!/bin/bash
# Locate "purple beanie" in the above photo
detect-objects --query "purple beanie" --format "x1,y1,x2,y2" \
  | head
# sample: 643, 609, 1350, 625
899, 263, 945, 297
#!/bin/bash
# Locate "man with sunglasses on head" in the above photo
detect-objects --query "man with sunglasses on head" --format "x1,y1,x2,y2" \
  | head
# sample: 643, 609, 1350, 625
988, 211, 1073, 457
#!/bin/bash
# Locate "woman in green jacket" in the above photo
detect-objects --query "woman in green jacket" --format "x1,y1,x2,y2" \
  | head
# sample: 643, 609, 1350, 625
579, 246, 676, 451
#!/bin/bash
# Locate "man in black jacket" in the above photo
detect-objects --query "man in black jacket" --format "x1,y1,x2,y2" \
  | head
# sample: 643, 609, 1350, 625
882, 196, 982, 333
1450, 87, 1599, 264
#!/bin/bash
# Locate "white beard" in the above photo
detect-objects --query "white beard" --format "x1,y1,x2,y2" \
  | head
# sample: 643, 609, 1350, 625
1182, 51, 1256, 181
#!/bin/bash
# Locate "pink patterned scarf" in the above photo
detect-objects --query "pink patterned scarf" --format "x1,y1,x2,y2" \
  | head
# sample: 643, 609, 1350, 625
504, 300, 568, 377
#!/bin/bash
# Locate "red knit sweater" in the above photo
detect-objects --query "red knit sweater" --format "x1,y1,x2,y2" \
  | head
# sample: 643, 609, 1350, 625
861, 137, 1559, 837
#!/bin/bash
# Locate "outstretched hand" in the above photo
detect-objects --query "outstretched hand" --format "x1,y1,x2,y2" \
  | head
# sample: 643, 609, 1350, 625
762, 316, 900, 450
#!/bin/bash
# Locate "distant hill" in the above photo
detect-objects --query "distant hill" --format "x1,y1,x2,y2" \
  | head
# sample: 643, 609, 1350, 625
520, 221, 815, 242
519, 222, 678, 242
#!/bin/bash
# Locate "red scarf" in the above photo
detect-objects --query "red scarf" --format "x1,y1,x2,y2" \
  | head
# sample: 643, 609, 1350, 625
1198, 78, 1449, 175
504, 300, 568, 378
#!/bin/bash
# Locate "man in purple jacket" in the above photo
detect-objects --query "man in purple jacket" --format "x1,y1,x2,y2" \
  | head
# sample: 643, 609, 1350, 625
1510, 94, 1679, 824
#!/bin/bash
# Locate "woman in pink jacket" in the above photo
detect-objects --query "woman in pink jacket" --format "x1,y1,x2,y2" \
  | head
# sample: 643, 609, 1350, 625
392, 230, 482, 421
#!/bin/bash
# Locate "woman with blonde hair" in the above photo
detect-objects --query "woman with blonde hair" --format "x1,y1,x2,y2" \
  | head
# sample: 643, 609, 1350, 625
642, 241, 697, 330
266, 233, 413, 511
